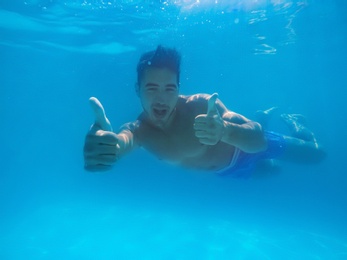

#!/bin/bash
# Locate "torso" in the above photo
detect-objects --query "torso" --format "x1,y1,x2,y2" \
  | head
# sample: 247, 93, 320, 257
132, 94, 236, 171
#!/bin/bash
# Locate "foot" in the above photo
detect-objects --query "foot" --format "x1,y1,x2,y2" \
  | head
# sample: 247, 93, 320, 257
255, 107, 279, 129
282, 113, 307, 125
281, 113, 317, 143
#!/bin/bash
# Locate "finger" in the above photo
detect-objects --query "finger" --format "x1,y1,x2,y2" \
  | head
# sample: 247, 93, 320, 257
194, 122, 207, 130
85, 131, 119, 146
84, 164, 113, 172
195, 131, 210, 138
84, 144, 118, 157
198, 138, 216, 146
195, 117, 217, 126
194, 115, 208, 123
95, 131, 119, 145
85, 154, 118, 164
207, 93, 219, 117
89, 97, 113, 131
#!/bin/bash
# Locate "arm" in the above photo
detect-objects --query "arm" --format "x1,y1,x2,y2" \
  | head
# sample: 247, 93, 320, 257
221, 111, 267, 153
83, 97, 138, 172
194, 93, 267, 153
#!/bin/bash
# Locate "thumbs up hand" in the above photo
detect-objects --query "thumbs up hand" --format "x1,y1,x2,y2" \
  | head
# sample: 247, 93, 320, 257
194, 93, 225, 145
89, 97, 113, 133
84, 97, 119, 172
207, 92, 219, 117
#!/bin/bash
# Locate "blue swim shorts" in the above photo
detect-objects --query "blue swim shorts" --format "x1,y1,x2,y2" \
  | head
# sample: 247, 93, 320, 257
217, 131, 286, 178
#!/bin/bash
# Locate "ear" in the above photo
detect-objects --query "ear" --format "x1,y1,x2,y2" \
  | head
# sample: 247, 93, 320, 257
135, 83, 140, 97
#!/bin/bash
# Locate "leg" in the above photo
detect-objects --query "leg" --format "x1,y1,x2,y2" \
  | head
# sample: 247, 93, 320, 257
281, 114, 317, 144
280, 114, 326, 163
280, 135, 326, 164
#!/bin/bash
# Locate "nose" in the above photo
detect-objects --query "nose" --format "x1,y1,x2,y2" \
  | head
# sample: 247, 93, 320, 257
153, 90, 167, 105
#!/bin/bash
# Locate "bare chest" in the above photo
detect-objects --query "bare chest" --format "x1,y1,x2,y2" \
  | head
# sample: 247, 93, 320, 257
138, 121, 206, 162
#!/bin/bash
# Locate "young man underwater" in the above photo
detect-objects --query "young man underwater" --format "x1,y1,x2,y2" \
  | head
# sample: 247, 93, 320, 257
83, 45, 326, 177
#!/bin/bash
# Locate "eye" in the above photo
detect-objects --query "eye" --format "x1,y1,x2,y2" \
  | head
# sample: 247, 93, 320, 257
146, 87, 157, 92
166, 87, 177, 92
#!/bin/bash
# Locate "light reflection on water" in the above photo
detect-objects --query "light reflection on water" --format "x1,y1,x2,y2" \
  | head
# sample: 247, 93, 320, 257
1, 0, 308, 55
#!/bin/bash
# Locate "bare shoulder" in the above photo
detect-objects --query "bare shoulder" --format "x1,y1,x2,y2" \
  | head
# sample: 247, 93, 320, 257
180, 93, 250, 124
182, 93, 210, 103
178, 94, 210, 112
180, 93, 232, 115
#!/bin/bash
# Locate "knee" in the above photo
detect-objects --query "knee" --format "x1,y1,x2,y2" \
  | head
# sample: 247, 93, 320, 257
282, 141, 327, 164
311, 145, 327, 163
302, 143, 327, 164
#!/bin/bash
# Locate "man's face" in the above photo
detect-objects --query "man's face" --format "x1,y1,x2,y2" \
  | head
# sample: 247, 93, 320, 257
137, 67, 179, 129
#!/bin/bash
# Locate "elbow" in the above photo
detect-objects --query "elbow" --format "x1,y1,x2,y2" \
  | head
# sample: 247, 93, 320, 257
259, 134, 268, 152
223, 121, 267, 153
250, 123, 267, 153
245, 138, 267, 153
245, 128, 268, 153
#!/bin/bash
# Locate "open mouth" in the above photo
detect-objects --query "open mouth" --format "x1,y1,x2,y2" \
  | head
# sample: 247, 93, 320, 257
153, 108, 168, 119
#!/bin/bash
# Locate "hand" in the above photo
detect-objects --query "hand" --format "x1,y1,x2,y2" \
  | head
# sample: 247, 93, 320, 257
84, 97, 119, 172
194, 93, 225, 145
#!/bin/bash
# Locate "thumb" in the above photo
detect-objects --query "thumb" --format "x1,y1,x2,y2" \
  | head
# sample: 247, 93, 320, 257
89, 97, 113, 132
207, 93, 219, 117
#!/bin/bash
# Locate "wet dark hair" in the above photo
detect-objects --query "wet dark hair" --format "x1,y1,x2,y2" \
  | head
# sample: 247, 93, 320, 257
136, 45, 181, 85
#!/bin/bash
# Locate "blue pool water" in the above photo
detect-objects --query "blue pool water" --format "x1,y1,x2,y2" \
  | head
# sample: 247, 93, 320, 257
1, 0, 346, 259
